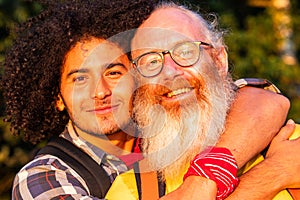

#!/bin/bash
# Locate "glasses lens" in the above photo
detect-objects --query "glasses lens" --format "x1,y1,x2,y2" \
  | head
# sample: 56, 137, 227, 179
137, 52, 163, 77
172, 42, 200, 66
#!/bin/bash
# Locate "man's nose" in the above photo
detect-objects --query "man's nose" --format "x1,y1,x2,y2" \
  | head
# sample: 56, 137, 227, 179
93, 78, 112, 99
161, 54, 184, 81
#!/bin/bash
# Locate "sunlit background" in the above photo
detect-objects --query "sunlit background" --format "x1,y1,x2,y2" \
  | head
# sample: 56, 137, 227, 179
0, 0, 299, 199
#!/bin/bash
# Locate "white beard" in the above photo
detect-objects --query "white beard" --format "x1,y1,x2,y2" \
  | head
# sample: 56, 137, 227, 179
133, 65, 235, 182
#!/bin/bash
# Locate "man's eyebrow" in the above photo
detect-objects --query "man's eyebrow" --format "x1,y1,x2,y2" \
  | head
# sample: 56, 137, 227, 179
66, 68, 89, 77
106, 62, 126, 69
66, 62, 126, 77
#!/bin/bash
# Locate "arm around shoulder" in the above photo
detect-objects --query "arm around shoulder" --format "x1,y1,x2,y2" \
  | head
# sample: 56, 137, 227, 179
217, 86, 290, 168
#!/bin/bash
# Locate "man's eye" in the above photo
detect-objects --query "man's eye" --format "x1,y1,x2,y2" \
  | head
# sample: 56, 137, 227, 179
105, 70, 123, 79
105, 64, 127, 79
149, 58, 159, 65
139, 54, 161, 70
73, 76, 87, 83
178, 49, 195, 58
146, 59, 161, 70
108, 71, 122, 76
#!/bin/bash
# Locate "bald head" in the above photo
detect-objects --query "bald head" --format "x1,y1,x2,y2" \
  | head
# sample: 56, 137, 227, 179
132, 6, 212, 52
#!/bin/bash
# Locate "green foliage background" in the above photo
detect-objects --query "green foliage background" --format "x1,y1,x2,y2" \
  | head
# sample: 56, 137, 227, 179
0, 0, 299, 199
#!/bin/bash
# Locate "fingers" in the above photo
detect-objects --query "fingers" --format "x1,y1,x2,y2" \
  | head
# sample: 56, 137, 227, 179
275, 119, 296, 141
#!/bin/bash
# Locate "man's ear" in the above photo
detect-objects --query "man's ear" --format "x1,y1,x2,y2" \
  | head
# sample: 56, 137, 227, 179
56, 94, 65, 111
213, 46, 228, 78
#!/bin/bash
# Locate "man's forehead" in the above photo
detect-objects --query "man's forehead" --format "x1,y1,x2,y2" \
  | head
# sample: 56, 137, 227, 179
65, 39, 128, 72
81, 43, 128, 68
132, 27, 195, 50
131, 7, 207, 51
140, 7, 195, 29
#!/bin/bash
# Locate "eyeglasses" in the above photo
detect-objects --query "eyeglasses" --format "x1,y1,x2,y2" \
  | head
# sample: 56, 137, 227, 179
132, 41, 213, 77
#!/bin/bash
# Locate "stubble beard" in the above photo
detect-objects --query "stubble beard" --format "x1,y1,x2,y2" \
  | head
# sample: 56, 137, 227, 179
70, 112, 126, 137
133, 70, 235, 181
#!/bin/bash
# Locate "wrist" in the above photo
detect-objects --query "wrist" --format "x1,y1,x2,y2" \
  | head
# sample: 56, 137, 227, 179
184, 146, 239, 200
184, 176, 217, 193
262, 157, 291, 190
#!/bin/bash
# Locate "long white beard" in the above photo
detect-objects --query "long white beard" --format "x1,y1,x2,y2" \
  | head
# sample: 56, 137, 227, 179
133, 70, 235, 181
139, 101, 208, 180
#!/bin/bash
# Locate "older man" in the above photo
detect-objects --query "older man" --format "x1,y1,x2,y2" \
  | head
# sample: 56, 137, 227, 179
105, 2, 300, 200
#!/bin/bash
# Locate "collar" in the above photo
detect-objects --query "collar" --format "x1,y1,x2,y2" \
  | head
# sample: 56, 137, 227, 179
60, 121, 122, 165
60, 121, 143, 170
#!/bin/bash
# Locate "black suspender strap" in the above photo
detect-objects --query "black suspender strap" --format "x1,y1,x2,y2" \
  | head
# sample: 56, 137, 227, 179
158, 172, 166, 197
37, 137, 111, 198
133, 162, 166, 199
134, 162, 142, 199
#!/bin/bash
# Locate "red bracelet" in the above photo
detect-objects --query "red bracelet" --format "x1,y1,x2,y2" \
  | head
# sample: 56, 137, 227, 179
183, 146, 239, 200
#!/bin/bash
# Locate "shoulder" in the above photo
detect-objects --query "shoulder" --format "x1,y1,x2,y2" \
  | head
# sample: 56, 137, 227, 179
12, 154, 90, 199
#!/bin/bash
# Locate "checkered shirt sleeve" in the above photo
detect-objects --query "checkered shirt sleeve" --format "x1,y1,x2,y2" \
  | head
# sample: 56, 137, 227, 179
12, 154, 105, 200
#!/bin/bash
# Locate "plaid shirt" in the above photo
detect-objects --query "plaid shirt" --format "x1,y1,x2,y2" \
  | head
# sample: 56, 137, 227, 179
12, 123, 130, 200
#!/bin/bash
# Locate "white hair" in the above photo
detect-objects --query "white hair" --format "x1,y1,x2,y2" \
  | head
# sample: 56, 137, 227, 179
154, 1, 226, 48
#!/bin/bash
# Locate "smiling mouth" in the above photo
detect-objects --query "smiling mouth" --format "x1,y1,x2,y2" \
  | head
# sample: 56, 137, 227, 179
87, 104, 119, 114
165, 87, 193, 98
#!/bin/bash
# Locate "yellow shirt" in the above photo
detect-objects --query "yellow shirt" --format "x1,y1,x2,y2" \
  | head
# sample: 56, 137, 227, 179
106, 124, 300, 200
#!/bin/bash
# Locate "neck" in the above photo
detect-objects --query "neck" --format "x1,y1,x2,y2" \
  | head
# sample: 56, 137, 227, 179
72, 125, 135, 156
106, 132, 136, 153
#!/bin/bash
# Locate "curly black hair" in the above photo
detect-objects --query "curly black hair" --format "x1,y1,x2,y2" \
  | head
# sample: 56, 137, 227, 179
2, 0, 159, 144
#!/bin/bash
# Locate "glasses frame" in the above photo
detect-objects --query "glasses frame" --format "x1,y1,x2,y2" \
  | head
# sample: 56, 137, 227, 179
132, 41, 213, 78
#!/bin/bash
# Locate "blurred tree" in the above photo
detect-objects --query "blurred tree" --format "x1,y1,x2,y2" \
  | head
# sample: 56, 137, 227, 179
0, 0, 41, 62
0, 0, 42, 199
216, 0, 300, 121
